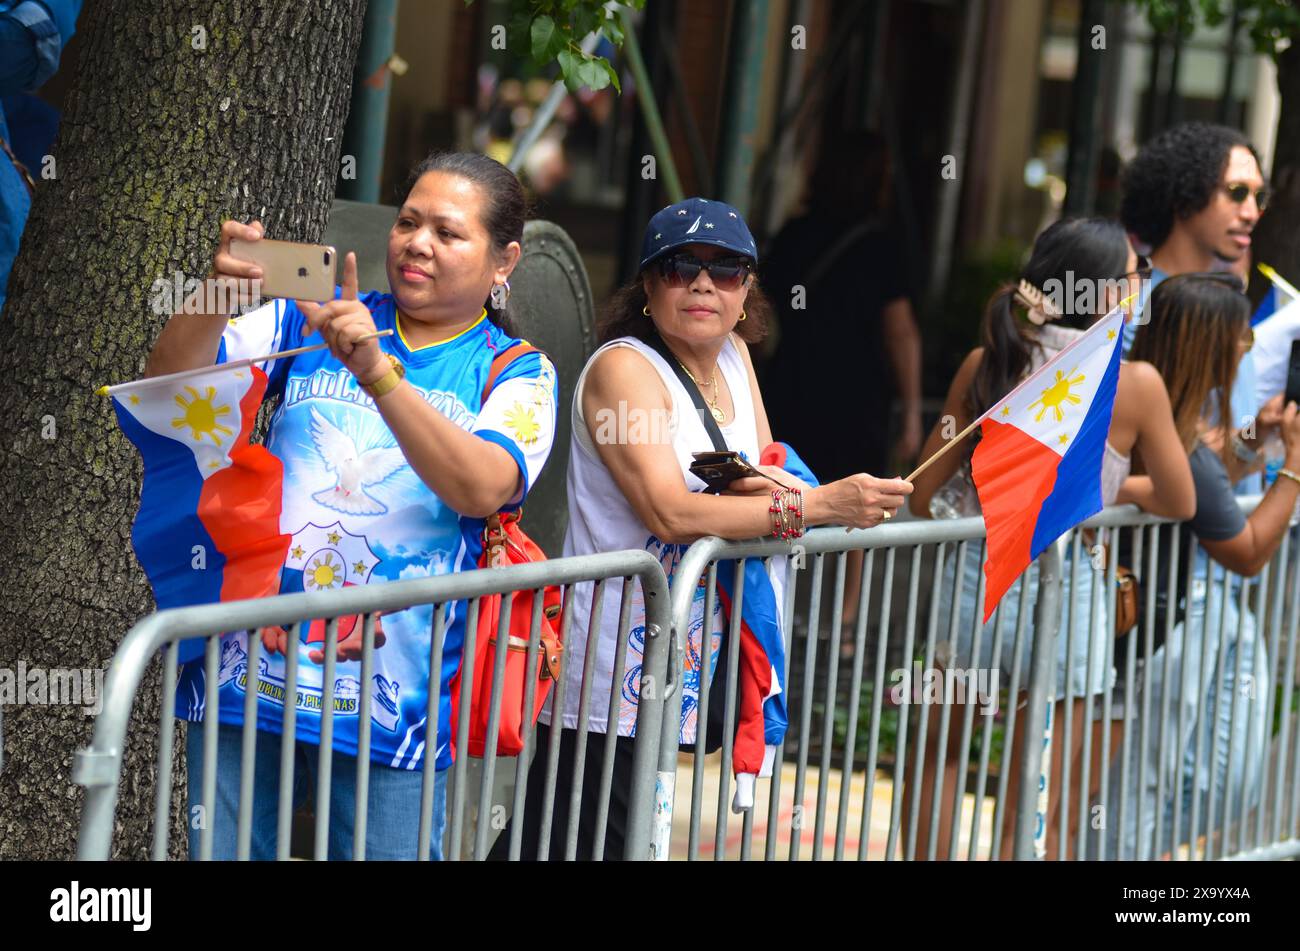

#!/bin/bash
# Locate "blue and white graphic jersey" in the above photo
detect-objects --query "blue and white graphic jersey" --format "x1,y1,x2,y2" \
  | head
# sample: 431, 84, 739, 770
176, 290, 557, 770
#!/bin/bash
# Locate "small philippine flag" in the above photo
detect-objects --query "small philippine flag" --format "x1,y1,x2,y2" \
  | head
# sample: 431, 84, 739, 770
110, 364, 290, 661
971, 306, 1126, 621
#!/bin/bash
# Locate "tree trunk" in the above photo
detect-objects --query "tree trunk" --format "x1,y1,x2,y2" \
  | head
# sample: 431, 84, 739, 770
1252, 43, 1300, 304
0, 0, 367, 860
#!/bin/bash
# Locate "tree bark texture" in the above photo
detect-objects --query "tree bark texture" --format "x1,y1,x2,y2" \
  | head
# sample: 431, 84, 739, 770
0, 0, 368, 859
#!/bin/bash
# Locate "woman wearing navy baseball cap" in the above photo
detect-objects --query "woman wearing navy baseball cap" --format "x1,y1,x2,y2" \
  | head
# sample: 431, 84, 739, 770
493, 197, 912, 859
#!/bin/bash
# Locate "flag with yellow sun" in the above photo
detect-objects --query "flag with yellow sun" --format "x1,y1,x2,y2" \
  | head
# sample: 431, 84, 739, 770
111, 363, 290, 661
970, 305, 1126, 622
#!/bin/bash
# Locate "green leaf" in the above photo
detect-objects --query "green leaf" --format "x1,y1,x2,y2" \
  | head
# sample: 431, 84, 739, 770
576, 55, 611, 91
557, 47, 580, 90
600, 56, 620, 94
531, 14, 557, 61
600, 12, 625, 46
573, 4, 602, 38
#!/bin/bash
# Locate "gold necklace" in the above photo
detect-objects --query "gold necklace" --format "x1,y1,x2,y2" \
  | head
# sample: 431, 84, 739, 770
678, 360, 726, 423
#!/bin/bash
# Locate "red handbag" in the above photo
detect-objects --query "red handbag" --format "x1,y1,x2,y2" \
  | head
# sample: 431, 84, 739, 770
449, 343, 564, 758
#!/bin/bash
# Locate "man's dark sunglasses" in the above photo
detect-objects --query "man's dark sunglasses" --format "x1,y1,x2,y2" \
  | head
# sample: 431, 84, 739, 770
1223, 182, 1270, 211
655, 252, 753, 290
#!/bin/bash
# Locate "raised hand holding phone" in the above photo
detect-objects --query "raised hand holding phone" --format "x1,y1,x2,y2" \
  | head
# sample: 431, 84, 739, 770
295, 252, 390, 386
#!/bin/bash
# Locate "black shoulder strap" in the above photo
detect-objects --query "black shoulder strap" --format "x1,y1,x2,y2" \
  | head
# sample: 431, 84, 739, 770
644, 330, 728, 452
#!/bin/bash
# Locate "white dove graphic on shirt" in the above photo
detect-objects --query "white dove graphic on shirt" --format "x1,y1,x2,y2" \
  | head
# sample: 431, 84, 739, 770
308, 407, 407, 516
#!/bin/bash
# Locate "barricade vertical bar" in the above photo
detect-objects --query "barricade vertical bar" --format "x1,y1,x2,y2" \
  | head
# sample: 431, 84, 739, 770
353, 613, 376, 860
1014, 539, 1063, 860
628, 569, 671, 861
1225, 574, 1251, 857
276, 623, 301, 861
594, 579, 635, 859
1188, 558, 1217, 860
509, 591, 546, 861
946, 545, 986, 861
1133, 519, 1164, 862
1175, 544, 1212, 860
690, 563, 719, 860
1117, 525, 1146, 861
151, 641, 179, 861
1255, 533, 1287, 850
564, 580, 607, 861
789, 553, 825, 862
1096, 527, 1121, 861
916, 540, 957, 861
314, 618, 340, 861
1274, 542, 1300, 844
537, 586, 577, 861
1203, 567, 1234, 861
1075, 530, 1103, 858
1083, 530, 1114, 861
419, 605, 447, 861
991, 577, 1032, 860
1058, 531, 1083, 860
236, 629, 262, 861
885, 546, 922, 861
836, 548, 875, 861
449, 597, 480, 860
813, 552, 848, 861
1152, 527, 1182, 859
858, 547, 896, 861
970, 580, 1007, 860
715, 559, 746, 860
474, 593, 515, 860
199, 635, 220, 862
766, 555, 798, 862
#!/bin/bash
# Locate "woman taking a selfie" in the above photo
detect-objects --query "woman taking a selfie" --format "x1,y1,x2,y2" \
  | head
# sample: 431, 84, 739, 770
494, 197, 913, 860
145, 151, 558, 860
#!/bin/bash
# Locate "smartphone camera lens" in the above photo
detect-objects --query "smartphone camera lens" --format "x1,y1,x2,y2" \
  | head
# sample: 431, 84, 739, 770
324, 251, 332, 266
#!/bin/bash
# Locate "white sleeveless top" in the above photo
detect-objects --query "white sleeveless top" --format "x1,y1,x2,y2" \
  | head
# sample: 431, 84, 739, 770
542, 333, 771, 741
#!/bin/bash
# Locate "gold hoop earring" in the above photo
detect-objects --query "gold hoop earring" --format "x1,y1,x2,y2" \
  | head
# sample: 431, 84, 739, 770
738, 310, 747, 322
642, 305, 652, 317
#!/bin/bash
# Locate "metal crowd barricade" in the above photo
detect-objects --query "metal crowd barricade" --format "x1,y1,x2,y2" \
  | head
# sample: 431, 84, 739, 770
658, 517, 1063, 861
1063, 497, 1300, 862
74, 550, 672, 861
658, 500, 1300, 861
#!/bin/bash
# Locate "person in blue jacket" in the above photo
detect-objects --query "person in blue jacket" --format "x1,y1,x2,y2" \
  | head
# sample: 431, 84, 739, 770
0, 0, 81, 312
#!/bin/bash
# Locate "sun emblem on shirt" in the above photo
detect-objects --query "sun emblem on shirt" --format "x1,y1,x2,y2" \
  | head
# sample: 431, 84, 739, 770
1028, 367, 1085, 423
171, 385, 235, 446
504, 403, 540, 446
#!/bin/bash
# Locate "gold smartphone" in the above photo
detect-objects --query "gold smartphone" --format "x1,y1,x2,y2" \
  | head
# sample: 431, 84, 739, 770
229, 238, 337, 302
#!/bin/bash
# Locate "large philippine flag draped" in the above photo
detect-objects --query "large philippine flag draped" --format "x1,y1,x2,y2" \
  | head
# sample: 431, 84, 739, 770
971, 305, 1125, 622
110, 365, 290, 661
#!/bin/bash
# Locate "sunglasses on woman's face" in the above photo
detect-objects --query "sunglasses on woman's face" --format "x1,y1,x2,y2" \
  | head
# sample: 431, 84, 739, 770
656, 253, 753, 291
1223, 182, 1270, 212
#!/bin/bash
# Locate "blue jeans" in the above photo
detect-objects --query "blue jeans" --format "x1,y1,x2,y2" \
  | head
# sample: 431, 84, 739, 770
186, 721, 447, 860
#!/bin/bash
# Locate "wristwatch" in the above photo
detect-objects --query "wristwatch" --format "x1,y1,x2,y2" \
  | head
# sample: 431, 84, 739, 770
361, 353, 405, 399
1231, 434, 1259, 465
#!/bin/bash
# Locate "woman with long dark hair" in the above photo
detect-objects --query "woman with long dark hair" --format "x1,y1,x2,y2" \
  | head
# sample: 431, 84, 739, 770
146, 151, 557, 860
1106, 273, 1300, 859
908, 217, 1195, 859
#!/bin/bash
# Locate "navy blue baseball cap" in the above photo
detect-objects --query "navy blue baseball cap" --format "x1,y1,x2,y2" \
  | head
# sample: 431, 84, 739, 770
638, 197, 759, 271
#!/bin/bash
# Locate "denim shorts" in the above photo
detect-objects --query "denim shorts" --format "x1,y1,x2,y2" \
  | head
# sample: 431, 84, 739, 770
185, 720, 447, 860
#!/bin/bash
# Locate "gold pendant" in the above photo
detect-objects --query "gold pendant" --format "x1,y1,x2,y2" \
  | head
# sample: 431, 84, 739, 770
710, 405, 726, 423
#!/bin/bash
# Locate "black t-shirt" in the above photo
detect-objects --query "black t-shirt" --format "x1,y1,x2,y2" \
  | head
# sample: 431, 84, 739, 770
759, 214, 912, 480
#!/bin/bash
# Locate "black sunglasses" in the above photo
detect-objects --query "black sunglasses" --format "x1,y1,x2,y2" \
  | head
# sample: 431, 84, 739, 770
1223, 182, 1270, 211
655, 252, 753, 291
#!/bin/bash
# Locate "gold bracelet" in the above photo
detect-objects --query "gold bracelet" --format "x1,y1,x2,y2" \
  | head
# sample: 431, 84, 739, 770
1278, 467, 1300, 488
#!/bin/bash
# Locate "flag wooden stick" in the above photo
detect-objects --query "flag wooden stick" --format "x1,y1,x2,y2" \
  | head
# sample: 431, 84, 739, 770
905, 416, 983, 482
95, 329, 394, 397
1259, 262, 1300, 299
